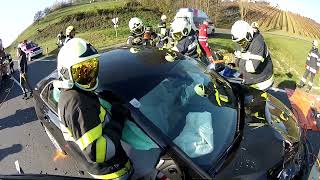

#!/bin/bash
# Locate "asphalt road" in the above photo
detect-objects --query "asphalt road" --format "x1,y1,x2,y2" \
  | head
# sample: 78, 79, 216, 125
0, 56, 90, 178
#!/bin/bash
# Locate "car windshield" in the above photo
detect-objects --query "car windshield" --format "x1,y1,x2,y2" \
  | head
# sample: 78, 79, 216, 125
26, 43, 35, 49
137, 58, 238, 170
193, 17, 209, 27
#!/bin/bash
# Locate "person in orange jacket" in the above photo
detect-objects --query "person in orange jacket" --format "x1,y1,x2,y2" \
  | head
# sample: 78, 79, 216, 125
198, 21, 214, 63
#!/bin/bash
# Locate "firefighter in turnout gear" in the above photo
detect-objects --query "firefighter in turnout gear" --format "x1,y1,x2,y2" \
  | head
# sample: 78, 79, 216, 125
55, 38, 132, 179
231, 20, 274, 90
251, 22, 260, 34
298, 40, 320, 91
157, 15, 170, 48
65, 26, 76, 44
127, 17, 145, 45
198, 21, 214, 63
171, 18, 203, 61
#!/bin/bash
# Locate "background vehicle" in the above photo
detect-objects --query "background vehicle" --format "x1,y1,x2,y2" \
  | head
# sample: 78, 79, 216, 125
174, 8, 215, 35
0, 47, 10, 83
34, 46, 305, 179
20, 40, 43, 60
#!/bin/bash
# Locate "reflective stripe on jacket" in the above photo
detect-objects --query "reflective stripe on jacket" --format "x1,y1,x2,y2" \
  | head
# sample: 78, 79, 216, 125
306, 48, 320, 72
238, 33, 273, 85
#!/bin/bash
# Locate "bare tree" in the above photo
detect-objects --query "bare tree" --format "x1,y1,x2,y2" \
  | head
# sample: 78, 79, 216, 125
34, 11, 44, 22
239, 0, 249, 20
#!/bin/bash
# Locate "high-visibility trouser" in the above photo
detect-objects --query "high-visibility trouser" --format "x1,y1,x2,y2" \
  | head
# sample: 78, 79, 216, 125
60, 103, 132, 179
250, 75, 274, 91
300, 69, 315, 87
199, 40, 213, 58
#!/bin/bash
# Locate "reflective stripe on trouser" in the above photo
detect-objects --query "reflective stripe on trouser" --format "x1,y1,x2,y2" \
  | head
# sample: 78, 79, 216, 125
307, 66, 317, 74
250, 75, 274, 90
301, 69, 315, 86
199, 41, 213, 58
213, 82, 229, 106
89, 160, 132, 180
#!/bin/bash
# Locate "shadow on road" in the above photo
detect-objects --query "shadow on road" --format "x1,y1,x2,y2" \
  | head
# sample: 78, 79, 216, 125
0, 107, 37, 131
0, 144, 23, 161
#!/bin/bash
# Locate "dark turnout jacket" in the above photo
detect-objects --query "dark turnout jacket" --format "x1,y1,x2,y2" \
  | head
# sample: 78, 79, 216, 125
18, 50, 28, 74
305, 48, 320, 73
58, 88, 130, 176
237, 33, 273, 85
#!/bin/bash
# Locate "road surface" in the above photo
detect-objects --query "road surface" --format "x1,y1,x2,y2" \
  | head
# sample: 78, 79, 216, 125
0, 56, 90, 178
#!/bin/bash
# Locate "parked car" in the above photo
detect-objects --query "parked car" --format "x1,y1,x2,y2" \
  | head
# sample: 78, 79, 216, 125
34, 46, 305, 179
174, 8, 215, 35
20, 41, 43, 60
0, 48, 10, 83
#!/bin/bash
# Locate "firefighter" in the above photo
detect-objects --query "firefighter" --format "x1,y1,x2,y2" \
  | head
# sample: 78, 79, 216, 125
57, 31, 66, 47
157, 15, 170, 48
127, 17, 145, 45
231, 20, 274, 90
251, 22, 260, 34
298, 40, 320, 91
54, 38, 132, 179
65, 26, 76, 44
171, 18, 203, 62
17, 46, 33, 99
198, 21, 214, 63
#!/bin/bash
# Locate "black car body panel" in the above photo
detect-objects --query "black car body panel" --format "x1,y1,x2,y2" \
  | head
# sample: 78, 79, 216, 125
34, 46, 303, 179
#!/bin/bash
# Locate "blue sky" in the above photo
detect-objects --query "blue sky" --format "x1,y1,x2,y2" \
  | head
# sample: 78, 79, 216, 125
0, 0, 320, 48
0, 0, 55, 48
269, 0, 320, 23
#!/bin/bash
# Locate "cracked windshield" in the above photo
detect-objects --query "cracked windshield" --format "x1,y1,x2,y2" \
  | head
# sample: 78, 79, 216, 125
0, 0, 320, 179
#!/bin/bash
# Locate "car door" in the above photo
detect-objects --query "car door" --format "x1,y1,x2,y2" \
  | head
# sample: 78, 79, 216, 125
39, 81, 67, 150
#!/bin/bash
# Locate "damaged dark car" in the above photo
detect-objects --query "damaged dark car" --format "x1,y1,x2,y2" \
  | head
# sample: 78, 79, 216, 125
33, 46, 305, 179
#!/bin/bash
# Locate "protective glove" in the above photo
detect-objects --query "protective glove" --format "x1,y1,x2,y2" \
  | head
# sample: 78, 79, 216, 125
234, 50, 241, 59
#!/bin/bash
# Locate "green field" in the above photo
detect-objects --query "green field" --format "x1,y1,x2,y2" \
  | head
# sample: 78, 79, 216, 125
6, 0, 160, 56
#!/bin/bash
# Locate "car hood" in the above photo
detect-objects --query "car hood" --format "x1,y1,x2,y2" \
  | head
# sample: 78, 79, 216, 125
215, 92, 301, 179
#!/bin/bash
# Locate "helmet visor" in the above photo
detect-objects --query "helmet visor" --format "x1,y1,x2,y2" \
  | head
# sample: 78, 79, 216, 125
236, 38, 249, 48
134, 25, 144, 35
172, 32, 183, 40
71, 58, 99, 89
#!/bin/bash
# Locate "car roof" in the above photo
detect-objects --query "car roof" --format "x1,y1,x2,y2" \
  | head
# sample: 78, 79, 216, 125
97, 46, 182, 102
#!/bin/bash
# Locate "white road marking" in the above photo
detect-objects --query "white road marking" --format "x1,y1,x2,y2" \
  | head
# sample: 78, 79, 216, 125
10, 76, 22, 89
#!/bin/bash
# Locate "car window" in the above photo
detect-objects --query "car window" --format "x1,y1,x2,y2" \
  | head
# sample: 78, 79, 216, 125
26, 43, 36, 49
137, 59, 238, 170
193, 17, 208, 28
40, 81, 58, 112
